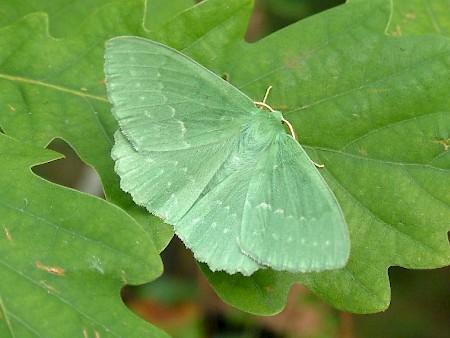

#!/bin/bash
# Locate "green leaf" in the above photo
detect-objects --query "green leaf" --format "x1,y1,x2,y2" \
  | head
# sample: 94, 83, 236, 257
389, 0, 450, 37
0, 0, 448, 322
144, 0, 196, 32
0, 0, 196, 38
0, 0, 173, 252
0, 0, 119, 35
150, 0, 252, 55
0, 134, 166, 337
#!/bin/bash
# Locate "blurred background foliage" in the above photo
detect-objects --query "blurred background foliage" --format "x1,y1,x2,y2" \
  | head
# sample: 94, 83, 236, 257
33, 0, 449, 337
245, 0, 345, 41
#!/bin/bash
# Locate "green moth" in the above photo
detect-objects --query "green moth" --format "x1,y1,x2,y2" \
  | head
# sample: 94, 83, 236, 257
104, 36, 350, 276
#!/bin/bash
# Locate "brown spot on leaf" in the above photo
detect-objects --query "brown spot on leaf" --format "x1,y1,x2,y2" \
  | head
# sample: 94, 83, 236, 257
35, 261, 65, 276
435, 138, 449, 151
284, 55, 302, 69
391, 25, 402, 36
264, 285, 273, 293
359, 148, 368, 156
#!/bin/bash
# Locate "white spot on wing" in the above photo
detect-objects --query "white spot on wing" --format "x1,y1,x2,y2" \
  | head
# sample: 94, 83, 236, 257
257, 202, 271, 210
274, 209, 284, 214
223, 228, 229, 234
177, 120, 187, 136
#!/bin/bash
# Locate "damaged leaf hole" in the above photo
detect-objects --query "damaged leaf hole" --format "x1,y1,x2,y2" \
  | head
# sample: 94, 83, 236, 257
32, 138, 104, 197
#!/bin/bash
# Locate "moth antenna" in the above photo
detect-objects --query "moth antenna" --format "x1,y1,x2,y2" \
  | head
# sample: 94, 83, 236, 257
280, 115, 324, 168
280, 116, 297, 140
254, 100, 275, 112
262, 86, 272, 105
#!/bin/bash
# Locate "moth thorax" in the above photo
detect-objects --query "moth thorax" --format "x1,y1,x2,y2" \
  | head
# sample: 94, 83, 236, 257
239, 110, 284, 149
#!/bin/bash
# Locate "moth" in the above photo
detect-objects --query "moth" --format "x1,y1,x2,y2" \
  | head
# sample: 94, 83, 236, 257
105, 36, 350, 276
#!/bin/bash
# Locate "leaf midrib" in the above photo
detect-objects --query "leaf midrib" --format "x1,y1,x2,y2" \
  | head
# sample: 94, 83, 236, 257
0, 73, 108, 102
